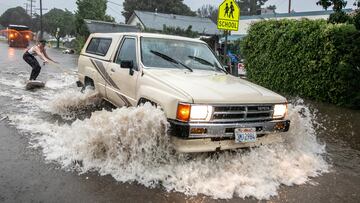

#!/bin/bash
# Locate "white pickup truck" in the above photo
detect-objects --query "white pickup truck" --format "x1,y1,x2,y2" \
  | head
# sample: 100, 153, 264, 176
77, 32, 290, 153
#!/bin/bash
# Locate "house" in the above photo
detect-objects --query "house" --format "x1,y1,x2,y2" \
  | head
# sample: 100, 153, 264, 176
127, 10, 220, 36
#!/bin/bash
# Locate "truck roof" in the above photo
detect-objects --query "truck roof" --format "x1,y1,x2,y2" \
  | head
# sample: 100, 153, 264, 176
89, 32, 206, 44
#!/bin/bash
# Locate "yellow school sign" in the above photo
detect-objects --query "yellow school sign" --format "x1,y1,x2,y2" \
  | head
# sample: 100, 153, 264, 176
217, 0, 240, 31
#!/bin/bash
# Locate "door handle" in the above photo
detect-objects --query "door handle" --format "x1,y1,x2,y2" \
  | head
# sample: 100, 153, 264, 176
110, 68, 115, 72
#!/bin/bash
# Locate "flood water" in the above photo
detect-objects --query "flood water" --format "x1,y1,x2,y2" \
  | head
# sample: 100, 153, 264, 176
0, 41, 359, 201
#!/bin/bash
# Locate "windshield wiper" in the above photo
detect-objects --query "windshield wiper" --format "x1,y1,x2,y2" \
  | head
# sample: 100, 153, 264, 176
188, 56, 228, 74
150, 50, 193, 72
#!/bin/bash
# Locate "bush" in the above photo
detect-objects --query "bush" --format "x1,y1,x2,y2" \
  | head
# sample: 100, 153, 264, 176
241, 19, 360, 108
353, 10, 360, 30
328, 11, 351, 24
74, 35, 86, 54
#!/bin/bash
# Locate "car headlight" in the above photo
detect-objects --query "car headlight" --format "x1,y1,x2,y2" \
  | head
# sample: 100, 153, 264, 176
190, 105, 213, 121
176, 103, 213, 122
273, 104, 287, 119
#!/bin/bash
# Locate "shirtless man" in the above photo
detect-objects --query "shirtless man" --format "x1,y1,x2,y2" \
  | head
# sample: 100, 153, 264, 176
23, 40, 58, 80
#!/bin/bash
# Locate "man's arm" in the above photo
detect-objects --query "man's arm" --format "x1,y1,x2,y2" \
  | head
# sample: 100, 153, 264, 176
34, 48, 49, 62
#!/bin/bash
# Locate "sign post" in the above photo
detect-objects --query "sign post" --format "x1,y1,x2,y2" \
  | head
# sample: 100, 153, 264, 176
217, 0, 240, 69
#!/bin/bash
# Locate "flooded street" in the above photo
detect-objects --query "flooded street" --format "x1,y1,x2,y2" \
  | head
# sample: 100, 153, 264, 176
0, 41, 359, 202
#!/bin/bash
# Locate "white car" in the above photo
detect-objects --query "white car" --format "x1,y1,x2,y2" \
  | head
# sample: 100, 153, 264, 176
77, 32, 290, 153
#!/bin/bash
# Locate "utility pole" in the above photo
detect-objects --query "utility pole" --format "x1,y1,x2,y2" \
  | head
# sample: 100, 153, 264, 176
27, 0, 36, 18
288, 0, 291, 13
39, 0, 43, 39
34, 0, 48, 40
24, 3, 29, 15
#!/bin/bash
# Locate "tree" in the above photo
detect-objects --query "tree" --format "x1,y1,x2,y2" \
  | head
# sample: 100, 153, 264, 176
196, 4, 218, 23
75, 0, 114, 37
236, 0, 269, 16
316, 0, 332, 10
355, 0, 360, 8
316, 0, 349, 23
43, 8, 76, 48
266, 5, 277, 13
122, 0, 196, 22
316, 0, 347, 11
353, 10, 360, 29
332, 0, 347, 11
30, 14, 42, 33
0, 7, 31, 27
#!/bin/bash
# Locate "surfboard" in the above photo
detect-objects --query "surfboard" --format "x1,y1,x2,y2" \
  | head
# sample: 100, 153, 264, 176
26, 80, 45, 90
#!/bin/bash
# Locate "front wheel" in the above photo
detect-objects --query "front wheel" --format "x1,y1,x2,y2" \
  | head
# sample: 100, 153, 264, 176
81, 78, 95, 93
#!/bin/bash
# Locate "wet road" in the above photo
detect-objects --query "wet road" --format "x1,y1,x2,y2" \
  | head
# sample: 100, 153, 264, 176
0, 41, 359, 202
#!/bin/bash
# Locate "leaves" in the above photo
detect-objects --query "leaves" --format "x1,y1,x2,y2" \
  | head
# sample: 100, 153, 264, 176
241, 19, 360, 108
75, 0, 114, 37
0, 7, 31, 27
43, 8, 75, 39
316, 0, 347, 12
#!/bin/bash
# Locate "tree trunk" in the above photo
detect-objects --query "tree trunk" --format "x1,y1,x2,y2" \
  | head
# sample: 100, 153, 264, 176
56, 37, 60, 48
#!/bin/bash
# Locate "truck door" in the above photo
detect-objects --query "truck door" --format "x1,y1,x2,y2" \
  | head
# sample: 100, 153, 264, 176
106, 36, 139, 107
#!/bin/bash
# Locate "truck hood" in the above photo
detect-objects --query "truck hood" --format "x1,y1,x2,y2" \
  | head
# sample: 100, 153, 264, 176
145, 69, 287, 104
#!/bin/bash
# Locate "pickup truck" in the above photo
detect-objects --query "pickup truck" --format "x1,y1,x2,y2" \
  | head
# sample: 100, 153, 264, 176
77, 32, 290, 153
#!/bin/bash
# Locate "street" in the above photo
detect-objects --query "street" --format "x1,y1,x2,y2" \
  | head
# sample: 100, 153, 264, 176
0, 41, 360, 202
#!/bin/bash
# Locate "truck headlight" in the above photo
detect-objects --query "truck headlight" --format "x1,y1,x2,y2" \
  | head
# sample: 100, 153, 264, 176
176, 103, 213, 122
273, 104, 287, 119
190, 105, 213, 121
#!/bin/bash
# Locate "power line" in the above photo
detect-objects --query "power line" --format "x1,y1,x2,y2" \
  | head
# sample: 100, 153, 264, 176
107, 0, 124, 8
24, 3, 29, 14
108, 6, 124, 18
27, 0, 36, 18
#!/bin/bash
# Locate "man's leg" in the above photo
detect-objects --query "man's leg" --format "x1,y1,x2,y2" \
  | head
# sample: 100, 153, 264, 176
23, 54, 42, 80
30, 62, 41, 80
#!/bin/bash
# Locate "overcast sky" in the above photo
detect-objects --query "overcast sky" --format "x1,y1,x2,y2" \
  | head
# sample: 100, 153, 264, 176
0, 0, 358, 23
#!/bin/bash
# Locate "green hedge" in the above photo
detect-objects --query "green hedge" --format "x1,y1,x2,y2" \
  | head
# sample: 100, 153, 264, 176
241, 19, 360, 108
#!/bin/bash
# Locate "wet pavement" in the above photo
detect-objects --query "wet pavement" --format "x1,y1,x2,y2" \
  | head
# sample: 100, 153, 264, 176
0, 41, 359, 202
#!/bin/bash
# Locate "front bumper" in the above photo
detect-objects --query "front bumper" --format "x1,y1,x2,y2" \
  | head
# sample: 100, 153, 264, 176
169, 119, 290, 138
171, 133, 284, 153
169, 119, 290, 153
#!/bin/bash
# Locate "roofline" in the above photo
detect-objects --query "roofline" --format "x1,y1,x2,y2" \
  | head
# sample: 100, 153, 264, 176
128, 10, 219, 35
127, 10, 146, 28
127, 12, 136, 24
89, 32, 207, 43
133, 10, 214, 21
240, 9, 353, 20
84, 19, 137, 28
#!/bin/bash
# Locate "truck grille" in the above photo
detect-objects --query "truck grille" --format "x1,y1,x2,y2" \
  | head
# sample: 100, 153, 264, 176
211, 105, 273, 122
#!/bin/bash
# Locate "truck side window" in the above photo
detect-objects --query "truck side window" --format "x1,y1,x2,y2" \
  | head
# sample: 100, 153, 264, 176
116, 38, 137, 70
86, 38, 100, 54
97, 39, 112, 56
86, 38, 112, 56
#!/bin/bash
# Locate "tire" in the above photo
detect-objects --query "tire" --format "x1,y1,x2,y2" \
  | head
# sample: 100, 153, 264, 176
81, 77, 95, 93
137, 98, 157, 107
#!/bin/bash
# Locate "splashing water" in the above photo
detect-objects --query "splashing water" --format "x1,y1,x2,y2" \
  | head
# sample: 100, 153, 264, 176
43, 88, 102, 120
6, 88, 329, 200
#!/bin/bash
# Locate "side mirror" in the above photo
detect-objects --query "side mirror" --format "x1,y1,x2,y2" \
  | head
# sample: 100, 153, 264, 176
120, 60, 134, 76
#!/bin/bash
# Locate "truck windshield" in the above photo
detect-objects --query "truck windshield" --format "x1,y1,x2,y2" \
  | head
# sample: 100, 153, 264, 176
141, 37, 223, 72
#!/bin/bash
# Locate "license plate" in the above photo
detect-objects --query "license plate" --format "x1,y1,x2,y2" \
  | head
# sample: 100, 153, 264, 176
235, 128, 257, 143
